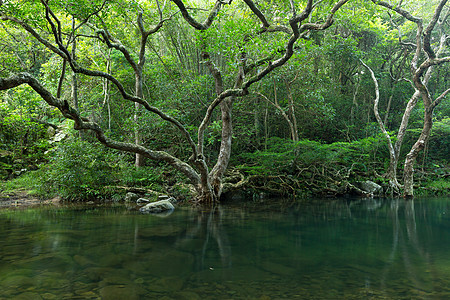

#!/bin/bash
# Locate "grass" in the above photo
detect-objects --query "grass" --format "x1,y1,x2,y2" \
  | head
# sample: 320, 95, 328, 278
0, 170, 47, 198
417, 178, 450, 196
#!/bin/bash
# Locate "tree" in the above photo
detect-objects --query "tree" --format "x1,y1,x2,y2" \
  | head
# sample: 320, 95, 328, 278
0, 0, 349, 203
365, 0, 450, 197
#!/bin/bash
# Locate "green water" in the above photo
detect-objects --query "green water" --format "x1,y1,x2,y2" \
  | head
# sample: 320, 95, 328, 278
1, 197, 450, 299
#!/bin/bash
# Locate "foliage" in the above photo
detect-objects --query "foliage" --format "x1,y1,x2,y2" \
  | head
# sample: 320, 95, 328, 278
0, 169, 46, 197
235, 134, 393, 196
40, 138, 118, 201
0, 0, 449, 200
428, 117, 450, 163
0, 99, 51, 179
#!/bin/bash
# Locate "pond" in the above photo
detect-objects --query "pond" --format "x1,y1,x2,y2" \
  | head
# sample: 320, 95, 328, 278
0, 197, 449, 299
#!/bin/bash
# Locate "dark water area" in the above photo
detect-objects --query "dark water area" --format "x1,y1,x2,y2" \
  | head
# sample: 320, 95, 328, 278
1, 197, 449, 299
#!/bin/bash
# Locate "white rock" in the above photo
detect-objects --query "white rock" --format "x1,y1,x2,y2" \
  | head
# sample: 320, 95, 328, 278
139, 199, 175, 214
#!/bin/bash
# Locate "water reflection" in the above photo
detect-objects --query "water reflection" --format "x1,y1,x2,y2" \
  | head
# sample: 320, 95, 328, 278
0, 198, 449, 299
175, 206, 232, 270
379, 199, 432, 294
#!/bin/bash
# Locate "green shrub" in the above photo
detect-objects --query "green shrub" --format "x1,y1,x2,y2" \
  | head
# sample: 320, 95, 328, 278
121, 165, 164, 190
41, 138, 118, 201
236, 135, 390, 177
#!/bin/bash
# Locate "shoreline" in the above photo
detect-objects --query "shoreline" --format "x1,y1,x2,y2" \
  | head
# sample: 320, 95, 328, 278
0, 191, 60, 209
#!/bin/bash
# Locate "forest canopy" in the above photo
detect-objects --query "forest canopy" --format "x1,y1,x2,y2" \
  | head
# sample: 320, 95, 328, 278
0, 0, 449, 202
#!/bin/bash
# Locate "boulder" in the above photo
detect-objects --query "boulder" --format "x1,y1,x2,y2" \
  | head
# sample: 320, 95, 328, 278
139, 199, 175, 214
124, 192, 140, 202
136, 198, 150, 204
356, 180, 383, 196
158, 195, 177, 204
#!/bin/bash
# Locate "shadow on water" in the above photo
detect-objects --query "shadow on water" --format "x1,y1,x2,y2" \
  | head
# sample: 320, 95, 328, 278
0, 197, 449, 299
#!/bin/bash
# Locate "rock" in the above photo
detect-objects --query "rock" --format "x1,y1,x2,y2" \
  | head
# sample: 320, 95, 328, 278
147, 277, 185, 292
46, 126, 56, 138
260, 261, 295, 276
41, 293, 58, 300
13, 169, 27, 176
98, 253, 128, 267
52, 131, 66, 142
83, 267, 115, 281
0, 275, 35, 288
11, 292, 43, 300
157, 195, 178, 204
157, 195, 177, 203
136, 198, 150, 204
99, 275, 133, 287
356, 180, 383, 196
124, 192, 140, 202
73, 254, 95, 267
123, 249, 194, 277
139, 199, 175, 214
99, 285, 142, 300
174, 291, 201, 300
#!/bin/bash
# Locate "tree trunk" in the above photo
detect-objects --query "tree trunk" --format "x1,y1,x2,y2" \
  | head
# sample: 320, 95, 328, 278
361, 59, 399, 194
285, 79, 299, 143
209, 97, 233, 198
403, 108, 432, 197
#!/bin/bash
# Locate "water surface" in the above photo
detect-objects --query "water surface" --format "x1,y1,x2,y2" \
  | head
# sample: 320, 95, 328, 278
1, 197, 450, 299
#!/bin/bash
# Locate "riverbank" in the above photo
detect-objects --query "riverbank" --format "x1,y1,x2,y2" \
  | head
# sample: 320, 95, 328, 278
1, 167, 448, 208
0, 190, 60, 209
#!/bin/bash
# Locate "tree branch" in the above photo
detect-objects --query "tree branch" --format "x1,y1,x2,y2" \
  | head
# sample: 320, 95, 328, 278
171, 0, 223, 30
0, 73, 201, 185
423, 0, 448, 59
431, 87, 450, 110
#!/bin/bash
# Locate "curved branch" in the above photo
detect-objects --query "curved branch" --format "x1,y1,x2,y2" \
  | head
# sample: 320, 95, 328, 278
371, 0, 422, 23
41, 0, 71, 60
243, 0, 349, 90
171, 0, 222, 30
243, 0, 291, 34
196, 88, 247, 156
300, 0, 348, 32
431, 87, 450, 110
0, 73, 201, 185
72, 63, 199, 155
423, 0, 448, 59
97, 28, 138, 73
0, 13, 69, 60
3, 7, 198, 159
415, 56, 450, 79
255, 91, 296, 139
360, 60, 394, 149
372, 0, 423, 72
242, 0, 269, 27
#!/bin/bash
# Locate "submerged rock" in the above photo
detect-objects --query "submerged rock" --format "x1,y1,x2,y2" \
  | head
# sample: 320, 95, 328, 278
99, 285, 142, 300
139, 199, 175, 214
11, 292, 43, 300
148, 276, 185, 292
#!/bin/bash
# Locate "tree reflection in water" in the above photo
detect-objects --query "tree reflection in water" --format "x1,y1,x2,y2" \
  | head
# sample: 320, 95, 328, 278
175, 206, 232, 270
380, 199, 431, 292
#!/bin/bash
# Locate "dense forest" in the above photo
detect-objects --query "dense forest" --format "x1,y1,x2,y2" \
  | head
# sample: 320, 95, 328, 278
0, 0, 449, 203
